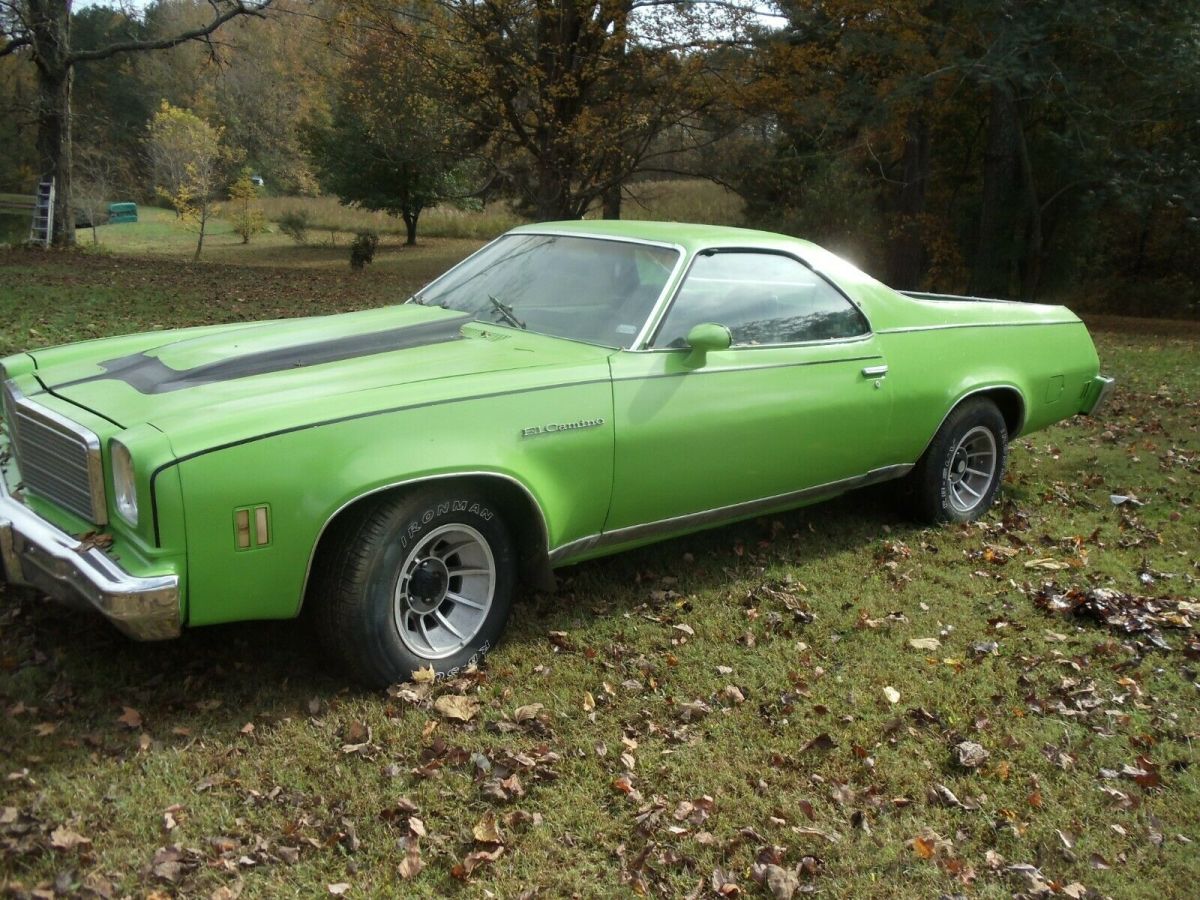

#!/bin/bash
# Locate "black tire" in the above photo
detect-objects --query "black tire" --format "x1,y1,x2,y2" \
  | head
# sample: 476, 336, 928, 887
908, 397, 1009, 524
311, 486, 516, 687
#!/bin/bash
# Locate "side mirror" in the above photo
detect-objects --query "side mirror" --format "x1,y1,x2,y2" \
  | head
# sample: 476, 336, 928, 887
684, 323, 732, 366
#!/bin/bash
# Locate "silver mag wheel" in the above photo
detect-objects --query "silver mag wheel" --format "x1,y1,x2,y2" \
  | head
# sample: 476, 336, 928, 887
393, 524, 496, 660
312, 487, 515, 687
908, 396, 1009, 524
945, 424, 998, 513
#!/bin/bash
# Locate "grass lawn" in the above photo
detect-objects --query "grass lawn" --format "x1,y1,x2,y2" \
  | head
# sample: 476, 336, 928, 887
0, 241, 1198, 898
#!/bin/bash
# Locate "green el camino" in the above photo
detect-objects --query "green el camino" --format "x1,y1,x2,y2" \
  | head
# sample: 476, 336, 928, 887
0, 221, 1113, 685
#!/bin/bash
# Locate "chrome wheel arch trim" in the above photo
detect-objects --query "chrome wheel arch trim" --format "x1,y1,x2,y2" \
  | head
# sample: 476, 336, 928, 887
916, 383, 1027, 462
299, 470, 550, 612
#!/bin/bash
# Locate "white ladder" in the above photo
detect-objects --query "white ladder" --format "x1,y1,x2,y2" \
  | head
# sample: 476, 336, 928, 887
29, 179, 55, 246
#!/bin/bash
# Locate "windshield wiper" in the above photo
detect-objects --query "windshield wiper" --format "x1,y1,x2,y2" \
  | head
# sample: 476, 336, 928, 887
488, 295, 526, 329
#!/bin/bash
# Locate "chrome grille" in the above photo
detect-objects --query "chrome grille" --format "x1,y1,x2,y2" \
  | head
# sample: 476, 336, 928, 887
2, 382, 107, 524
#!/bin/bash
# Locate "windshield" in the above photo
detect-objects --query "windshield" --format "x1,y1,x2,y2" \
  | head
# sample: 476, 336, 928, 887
414, 233, 679, 349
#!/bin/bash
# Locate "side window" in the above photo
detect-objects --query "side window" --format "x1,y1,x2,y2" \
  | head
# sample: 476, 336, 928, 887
650, 251, 869, 348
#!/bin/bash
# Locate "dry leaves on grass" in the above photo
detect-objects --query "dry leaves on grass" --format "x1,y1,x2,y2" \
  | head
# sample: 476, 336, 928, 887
1034, 582, 1200, 653
453, 811, 506, 880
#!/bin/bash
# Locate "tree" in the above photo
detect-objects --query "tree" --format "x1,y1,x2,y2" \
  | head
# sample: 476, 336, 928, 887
343, 0, 754, 221
73, 143, 116, 245
0, 0, 272, 247
146, 100, 227, 261
306, 30, 468, 246
227, 166, 265, 243
726, 0, 1200, 301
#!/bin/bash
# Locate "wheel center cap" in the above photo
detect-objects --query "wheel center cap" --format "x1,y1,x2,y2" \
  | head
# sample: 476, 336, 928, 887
407, 557, 450, 614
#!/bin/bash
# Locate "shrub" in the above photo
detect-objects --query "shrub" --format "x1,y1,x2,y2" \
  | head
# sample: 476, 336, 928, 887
278, 208, 311, 244
349, 230, 379, 269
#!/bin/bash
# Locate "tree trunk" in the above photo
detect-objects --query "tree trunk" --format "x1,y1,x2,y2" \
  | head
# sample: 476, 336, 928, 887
969, 84, 1021, 298
31, 0, 75, 248
402, 210, 418, 246
533, 155, 573, 220
602, 184, 621, 220
886, 110, 930, 289
193, 205, 207, 261
1010, 99, 1043, 299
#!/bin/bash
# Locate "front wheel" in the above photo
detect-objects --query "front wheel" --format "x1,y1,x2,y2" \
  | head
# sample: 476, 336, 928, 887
312, 487, 516, 687
908, 398, 1008, 524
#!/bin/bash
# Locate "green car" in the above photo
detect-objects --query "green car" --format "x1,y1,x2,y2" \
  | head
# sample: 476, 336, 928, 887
0, 221, 1113, 685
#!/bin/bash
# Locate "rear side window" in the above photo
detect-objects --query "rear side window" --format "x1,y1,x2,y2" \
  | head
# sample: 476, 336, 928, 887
651, 251, 869, 348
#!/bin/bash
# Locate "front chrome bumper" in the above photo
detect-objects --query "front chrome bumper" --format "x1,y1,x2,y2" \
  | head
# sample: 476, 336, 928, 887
0, 475, 181, 640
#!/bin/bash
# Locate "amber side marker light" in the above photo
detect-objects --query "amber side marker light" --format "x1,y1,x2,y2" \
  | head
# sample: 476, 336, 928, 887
234, 504, 271, 549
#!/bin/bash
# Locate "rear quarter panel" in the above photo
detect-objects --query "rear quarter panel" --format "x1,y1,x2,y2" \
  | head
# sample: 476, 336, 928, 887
880, 320, 1100, 462
862, 291, 1100, 461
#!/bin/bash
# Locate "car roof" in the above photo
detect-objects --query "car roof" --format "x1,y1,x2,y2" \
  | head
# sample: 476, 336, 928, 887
511, 219, 820, 254
510, 219, 890, 298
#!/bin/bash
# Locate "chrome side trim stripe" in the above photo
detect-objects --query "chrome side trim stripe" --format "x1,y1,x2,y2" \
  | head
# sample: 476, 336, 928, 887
548, 464, 914, 565
877, 320, 1078, 334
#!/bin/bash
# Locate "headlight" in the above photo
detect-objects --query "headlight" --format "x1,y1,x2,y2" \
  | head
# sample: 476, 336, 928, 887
111, 439, 138, 525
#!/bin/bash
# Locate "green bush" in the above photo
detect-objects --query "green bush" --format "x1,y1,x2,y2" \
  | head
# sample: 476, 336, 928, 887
349, 230, 379, 269
278, 208, 311, 244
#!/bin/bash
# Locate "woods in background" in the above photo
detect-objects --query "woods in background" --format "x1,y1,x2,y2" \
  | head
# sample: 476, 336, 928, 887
1, 0, 1196, 312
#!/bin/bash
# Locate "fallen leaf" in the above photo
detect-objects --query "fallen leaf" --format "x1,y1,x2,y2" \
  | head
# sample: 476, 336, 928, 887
883, 686, 900, 704
764, 864, 798, 900
472, 811, 503, 844
50, 825, 91, 850
327, 884, 350, 896
117, 706, 142, 729
800, 733, 837, 753
452, 845, 504, 878
433, 695, 480, 722
397, 836, 423, 880
954, 741, 989, 768
908, 637, 941, 651
675, 699, 712, 722
411, 666, 436, 684
513, 703, 543, 723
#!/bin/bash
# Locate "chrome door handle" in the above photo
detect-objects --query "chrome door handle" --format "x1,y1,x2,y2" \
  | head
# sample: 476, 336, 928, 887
861, 365, 889, 377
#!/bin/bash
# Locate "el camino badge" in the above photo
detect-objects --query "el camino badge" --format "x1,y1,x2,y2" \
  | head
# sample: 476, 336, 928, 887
522, 417, 605, 438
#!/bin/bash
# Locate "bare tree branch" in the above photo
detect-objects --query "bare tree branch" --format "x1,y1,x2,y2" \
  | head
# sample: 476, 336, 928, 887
0, 34, 30, 56
68, 0, 273, 64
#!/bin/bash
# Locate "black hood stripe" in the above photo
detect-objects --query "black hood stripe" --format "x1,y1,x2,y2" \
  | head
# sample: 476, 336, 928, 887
52, 314, 471, 395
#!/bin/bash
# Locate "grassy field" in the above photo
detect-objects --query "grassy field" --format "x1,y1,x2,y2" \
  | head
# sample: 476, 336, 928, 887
34, 178, 743, 267
0, 228, 1198, 898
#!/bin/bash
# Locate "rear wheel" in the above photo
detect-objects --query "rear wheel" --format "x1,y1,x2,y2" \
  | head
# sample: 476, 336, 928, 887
908, 398, 1008, 524
312, 487, 516, 687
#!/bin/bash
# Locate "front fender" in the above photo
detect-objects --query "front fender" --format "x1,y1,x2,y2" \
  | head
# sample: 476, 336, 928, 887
172, 379, 613, 626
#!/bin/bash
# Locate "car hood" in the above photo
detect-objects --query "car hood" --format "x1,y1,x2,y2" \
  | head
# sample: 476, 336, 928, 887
30, 305, 610, 451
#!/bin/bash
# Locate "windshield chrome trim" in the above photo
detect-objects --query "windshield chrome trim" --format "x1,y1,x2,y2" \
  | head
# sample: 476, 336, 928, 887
409, 229, 688, 351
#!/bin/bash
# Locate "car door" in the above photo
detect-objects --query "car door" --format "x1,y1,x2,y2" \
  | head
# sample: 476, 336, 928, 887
604, 249, 895, 533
